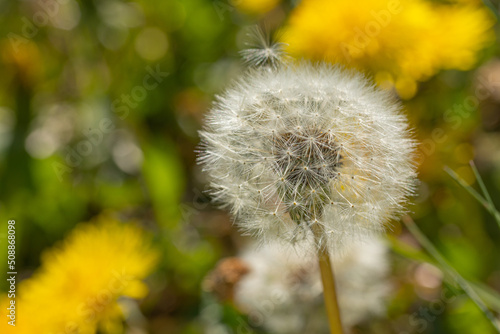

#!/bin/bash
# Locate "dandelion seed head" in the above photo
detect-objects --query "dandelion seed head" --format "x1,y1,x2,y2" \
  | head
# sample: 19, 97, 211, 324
233, 239, 390, 333
199, 50, 416, 251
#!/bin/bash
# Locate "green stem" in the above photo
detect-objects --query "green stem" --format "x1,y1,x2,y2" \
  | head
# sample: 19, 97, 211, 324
312, 224, 344, 334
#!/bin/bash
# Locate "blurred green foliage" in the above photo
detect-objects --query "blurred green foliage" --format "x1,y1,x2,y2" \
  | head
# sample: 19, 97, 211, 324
0, 0, 499, 333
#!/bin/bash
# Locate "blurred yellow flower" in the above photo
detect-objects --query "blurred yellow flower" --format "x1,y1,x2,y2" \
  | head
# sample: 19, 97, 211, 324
281, 0, 495, 98
1, 216, 159, 334
232, 0, 282, 15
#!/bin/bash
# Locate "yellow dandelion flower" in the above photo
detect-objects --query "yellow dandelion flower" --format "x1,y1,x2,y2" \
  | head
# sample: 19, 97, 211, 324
0, 216, 159, 334
281, 0, 495, 98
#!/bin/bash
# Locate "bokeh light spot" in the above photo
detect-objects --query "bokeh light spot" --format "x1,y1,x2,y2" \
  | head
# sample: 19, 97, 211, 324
134, 27, 168, 61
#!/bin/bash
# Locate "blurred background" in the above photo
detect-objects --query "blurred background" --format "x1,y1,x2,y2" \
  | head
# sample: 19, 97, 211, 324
0, 0, 500, 333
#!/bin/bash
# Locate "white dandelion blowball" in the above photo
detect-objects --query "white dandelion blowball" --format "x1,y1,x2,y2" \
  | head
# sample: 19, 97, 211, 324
198, 43, 417, 252
234, 239, 390, 333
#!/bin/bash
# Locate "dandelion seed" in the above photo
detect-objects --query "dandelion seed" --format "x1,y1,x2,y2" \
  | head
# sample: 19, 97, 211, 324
240, 26, 289, 69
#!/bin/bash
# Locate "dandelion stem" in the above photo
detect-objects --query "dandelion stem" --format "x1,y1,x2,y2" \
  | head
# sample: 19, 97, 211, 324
312, 224, 344, 334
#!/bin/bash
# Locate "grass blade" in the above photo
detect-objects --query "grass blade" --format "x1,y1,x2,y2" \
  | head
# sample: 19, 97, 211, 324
469, 161, 500, 228
444, 165, 500, 229
402, 216, 500, 333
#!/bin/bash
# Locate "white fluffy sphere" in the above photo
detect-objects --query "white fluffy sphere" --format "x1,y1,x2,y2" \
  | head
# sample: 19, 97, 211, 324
234, 239, 390, 333
199, 61, 416, 251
